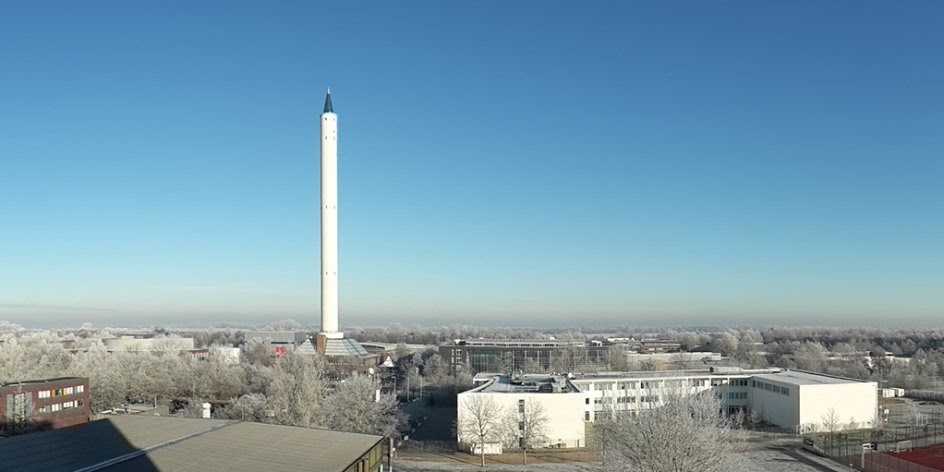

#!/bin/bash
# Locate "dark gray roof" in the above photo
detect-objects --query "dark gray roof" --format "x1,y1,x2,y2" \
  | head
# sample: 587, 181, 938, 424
324, 91, 333, 113
0, 415, 384, 472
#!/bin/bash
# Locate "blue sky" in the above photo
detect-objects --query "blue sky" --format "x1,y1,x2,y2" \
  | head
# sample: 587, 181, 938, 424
1, 2, 941, 328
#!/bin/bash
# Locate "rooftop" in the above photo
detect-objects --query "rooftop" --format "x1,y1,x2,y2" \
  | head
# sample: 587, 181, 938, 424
572, 368, 781, 381
0, 377, 87, 388
474, 374, 579, 394
453, 338, 585, 347
0, 415, 384, 472
752, 370, 869, 386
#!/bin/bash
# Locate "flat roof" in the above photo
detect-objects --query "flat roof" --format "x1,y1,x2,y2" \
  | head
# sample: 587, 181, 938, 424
752, 370, 867, 386
473, 374, 579, 393
0, 415, 384, 472
572, 368, 780, 381
0, 377, 87, 388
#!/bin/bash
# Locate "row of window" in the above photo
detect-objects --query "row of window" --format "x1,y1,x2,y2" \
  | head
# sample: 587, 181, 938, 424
37, 399, 85, 414
599, 377, 750, 390
729, 392, 748, 400
37, 385, 85, 399
592, 395, 662, 404
753, 380, 790, 396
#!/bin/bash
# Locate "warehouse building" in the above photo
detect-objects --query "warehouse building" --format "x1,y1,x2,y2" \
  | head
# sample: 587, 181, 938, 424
0, 415, 388, 472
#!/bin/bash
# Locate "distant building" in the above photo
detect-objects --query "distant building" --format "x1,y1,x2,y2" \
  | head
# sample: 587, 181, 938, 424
441, 338, 611, 373
103, 336, 195, 352
243, 330, 311, 356
1, 377, 90, 434
458, 368, 878, 450
0, 415, 388, 472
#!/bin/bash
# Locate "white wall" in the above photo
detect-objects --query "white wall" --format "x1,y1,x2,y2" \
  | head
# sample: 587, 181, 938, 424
457, 391, 586, 449
798, 382, 877, 432
573, 375, 751, 422
749, 378, 800, 428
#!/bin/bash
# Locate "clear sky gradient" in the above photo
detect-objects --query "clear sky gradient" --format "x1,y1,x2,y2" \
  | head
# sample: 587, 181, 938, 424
1, 2, 941, 328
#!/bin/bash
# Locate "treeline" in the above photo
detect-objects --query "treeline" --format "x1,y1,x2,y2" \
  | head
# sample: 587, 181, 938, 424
0, 330, 402, 437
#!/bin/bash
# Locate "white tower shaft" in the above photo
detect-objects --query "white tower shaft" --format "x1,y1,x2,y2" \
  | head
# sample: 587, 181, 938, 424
320, 93, 342, 339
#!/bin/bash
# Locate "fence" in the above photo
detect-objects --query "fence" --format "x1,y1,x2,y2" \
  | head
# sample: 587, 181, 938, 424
398, 438, 457, 453
834, 453, 940, 472
814, 423, 944, 472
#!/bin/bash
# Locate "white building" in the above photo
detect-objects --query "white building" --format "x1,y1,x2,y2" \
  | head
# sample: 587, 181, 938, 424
457, 375, 588, 451
749, 371, 877, 433
458, 368, 877, 451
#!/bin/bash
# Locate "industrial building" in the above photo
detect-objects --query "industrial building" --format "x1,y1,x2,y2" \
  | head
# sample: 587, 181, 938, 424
1, 377, 90, 434
441, 338, 612, 373
457, 369, 878, 451
0, 415, 388, 472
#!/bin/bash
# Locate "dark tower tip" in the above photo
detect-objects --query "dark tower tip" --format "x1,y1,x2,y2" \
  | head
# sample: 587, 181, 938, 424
323, 89, 333, 113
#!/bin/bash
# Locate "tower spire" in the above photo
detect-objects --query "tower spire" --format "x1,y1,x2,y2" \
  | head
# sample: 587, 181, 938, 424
323, 89, 333, 113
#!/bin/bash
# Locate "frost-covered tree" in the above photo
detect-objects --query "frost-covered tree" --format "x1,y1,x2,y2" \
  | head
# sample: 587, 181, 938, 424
323, 376, 402, 437
600, 391, 744, 472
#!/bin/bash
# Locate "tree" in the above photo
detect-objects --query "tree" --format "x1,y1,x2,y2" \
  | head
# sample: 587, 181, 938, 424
821, 408, 841, 435
264, 354, 325, 428
522, 357, 543, 374
600, 391, 743, 472
793, 342, 828, 372
459, 395, 505, 467
503, 399, 549, 464
323, 376, 403, 437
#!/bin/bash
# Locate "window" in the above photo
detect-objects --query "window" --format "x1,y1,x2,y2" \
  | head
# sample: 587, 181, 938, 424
63, 401, 75, 409
76, 384, 85, 393
585, 412, 590, 421
51, 403, 62, 412
518, 399, 525, 414
54, 389, 63, 397
38, 390, 51, 399
597, 383, 612, 390
64, 387, 74, 396
585, 398, 590, 405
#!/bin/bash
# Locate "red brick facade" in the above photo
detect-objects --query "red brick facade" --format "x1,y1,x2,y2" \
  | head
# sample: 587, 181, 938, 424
1, 377, 90, 433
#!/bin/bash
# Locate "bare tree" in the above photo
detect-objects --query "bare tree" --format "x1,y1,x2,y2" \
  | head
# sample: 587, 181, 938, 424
503, 399, 549, 464
600, 391, 744, 472
458, 395, 505, 467
821, 407, 842, 434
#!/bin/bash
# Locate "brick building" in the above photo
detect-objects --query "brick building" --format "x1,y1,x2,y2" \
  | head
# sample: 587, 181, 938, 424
1, 377, 91, 434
